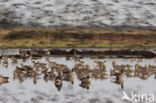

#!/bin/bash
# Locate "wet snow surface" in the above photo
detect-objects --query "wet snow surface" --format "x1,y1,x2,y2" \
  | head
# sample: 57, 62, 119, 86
0, 0, 156, 28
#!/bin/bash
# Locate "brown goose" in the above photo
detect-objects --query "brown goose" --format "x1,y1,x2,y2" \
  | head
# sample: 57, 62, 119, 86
111, 69, 125, 89
79, 74, 91, 90
0, 75, 9, 83
55, 73, 63, 91
3, 59, 8, 68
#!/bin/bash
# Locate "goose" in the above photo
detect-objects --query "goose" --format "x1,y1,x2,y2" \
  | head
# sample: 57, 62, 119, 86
103, 60, 107, 68
63, 72, 74, 84
2, 54, 7, 59
20, 63, 32, 70
48, 60, 56, 68
111, 70, 125, 89
77, 59, 84, 66
126, 64, 132, 69
125, 69, 133, 77
30, 70, 40, 84
55, 74, 63, 91
15, 66, 26, 72
66, 55, 73, 60
40, 64, 48, 71
33, 61, 41, 71
55, 78, 63, 91
148, 64, 156, 71
43, 72, 49, 82
110, 68, 122, 76
92, 69, 101, 79
79, 74, 91, 90
137, 58, 144, 63
77, 69, 91, 80
112, 61, 117, 68
51, 67, 58, 74
46, 50, 51, 56
134, 69, 139, 77
94, 61, 98, 69
135, 64, 143, 70
31, 71, 41, 78
112, 62, 122, 70
13, 70, 18, 80
74, 55, 83, 61
80, 75, 91, 84
139, 72, 148, 80
11, 56, 18, 64
98, 60, 107, 72
130, 58, 136, 62
103, 60, 107, 66
3, 59, 8, 68
86, 64, 91, 70
48, 68, 57, 81
100, 72, 108, 79
62, 67, 71, 74
18, 72, 25, 83
0, 75, 9, 83
79, 82, 91, 90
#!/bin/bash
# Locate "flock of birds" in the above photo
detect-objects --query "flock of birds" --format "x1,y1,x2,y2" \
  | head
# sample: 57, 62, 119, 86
0, 49, 156, 91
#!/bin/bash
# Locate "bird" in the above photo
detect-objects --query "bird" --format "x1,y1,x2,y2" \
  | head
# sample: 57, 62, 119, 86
94, 61, 98, 69
0, 74, 9, 83
3, 59, 8, 68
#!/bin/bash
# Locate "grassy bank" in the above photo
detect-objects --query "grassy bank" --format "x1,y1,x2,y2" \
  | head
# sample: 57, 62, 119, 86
0, 28, 156, 48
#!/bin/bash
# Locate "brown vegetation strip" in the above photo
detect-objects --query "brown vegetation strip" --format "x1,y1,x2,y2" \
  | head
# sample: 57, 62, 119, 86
0, 28, 156, 48
3, 28, 156, 40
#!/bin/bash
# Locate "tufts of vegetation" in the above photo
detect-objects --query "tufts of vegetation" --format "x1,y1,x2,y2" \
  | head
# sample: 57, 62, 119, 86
0, 28, 156, 48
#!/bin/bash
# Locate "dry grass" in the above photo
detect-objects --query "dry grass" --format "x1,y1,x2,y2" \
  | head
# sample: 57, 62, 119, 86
0, 28, 156, 48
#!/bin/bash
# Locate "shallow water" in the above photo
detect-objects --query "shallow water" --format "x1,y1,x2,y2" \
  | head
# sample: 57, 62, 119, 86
0, 50, 156, 103
0, 0, 156, 27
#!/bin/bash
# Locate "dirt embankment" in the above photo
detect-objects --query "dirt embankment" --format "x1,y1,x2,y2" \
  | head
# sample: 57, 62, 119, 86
1, 48, 156, 58
49, 48, 156, 58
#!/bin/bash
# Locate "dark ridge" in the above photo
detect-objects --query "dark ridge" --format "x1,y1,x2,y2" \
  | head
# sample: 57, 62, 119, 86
1, 48, 156, 58
50, 49, 156, 58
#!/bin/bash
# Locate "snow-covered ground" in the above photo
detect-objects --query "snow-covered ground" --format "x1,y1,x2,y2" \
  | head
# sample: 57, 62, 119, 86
0, 0, 156, 28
